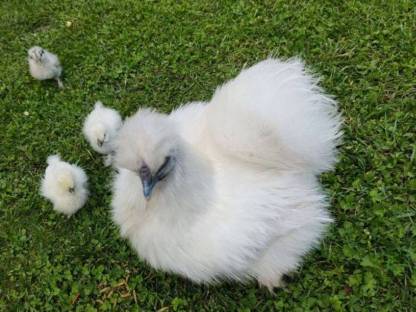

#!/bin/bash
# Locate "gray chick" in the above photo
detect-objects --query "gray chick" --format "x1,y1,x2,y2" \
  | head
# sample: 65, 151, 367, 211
28, 46, 63, 88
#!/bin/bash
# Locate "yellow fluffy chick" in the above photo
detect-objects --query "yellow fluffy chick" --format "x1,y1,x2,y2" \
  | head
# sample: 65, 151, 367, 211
40, 155, 88, 217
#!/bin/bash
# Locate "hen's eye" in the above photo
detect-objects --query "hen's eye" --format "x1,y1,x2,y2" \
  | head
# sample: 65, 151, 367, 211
156, 156, 173, 181
159, 156, 170, 170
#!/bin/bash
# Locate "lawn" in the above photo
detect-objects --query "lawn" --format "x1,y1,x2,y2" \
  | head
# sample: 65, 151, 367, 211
0, 0, 415, 311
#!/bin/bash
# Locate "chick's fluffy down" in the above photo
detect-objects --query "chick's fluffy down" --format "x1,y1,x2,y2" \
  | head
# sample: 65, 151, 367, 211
27, 46, 63, 87
40, 155, 89, 217
83, 101, 122, 154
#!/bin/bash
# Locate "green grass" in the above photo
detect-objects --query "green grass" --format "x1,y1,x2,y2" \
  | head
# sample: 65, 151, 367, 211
0, 0, 415, 310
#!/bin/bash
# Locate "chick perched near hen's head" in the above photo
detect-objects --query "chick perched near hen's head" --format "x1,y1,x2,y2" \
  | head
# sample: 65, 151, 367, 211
83, 101, 123, 166
40, 155, 89, 217
28, 46, 63, 88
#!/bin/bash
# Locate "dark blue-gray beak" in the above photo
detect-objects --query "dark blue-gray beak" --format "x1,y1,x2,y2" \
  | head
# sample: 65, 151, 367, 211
138, 157, 176, 200
142, 177, 155, 200
139, 164, 154, 200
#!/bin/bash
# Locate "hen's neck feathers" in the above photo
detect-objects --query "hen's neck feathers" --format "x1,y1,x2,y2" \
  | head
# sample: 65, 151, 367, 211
146, 139, 214, 222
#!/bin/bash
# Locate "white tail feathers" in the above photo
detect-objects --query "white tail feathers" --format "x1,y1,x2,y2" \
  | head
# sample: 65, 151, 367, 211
207, 58, 342, 174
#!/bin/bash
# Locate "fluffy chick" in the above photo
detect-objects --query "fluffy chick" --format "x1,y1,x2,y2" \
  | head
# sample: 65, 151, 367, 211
83, 101, 122, 166
40, 155, 88, 217
28, 46, 63, 88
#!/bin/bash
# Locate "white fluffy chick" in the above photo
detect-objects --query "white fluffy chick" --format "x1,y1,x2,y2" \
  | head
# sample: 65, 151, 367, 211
28, 46, 63, 88
40, 155, 89, 217
111, 58, 342, 290
83, 101, 122, 166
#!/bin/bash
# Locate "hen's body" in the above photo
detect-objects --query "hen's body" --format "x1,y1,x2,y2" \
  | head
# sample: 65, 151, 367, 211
112, 58, 341, 288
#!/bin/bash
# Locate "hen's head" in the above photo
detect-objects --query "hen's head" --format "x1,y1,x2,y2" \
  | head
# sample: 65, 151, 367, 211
115, 109, 179, 199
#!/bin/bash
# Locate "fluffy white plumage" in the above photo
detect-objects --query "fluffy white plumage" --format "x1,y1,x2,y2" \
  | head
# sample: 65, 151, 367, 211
83, 101, 123, 166
40, 155, 89, 217
28, 46, 63, 88
111, 58, 342, 289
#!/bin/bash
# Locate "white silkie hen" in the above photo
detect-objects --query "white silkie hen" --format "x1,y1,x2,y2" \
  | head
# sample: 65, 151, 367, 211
111, 58, 342, 290
83, 101, 123, 166
28, 46, 63, 88
40, 155, 89, 217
